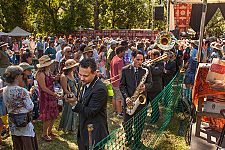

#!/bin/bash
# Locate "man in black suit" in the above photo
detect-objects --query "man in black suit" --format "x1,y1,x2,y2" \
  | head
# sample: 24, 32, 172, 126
120, 50, 152, 148
147, 49, 164, 123
70, 58, 109, 150
163, 52, 176, 87
162, 52, 176, 107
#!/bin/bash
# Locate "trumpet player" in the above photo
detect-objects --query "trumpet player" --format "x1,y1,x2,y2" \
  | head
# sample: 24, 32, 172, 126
147, 49, 164, 123
120, 50, 152, 149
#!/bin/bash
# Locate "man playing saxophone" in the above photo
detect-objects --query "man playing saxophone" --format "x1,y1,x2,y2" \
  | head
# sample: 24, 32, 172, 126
120, 50, 152, 149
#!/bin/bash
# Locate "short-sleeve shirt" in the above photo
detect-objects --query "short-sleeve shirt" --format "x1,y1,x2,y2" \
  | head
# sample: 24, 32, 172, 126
186, 58, 198, 74
45, 46, 57, 60
3, 86, 35, 137
36, 41, 44, 51
110, 55, 124, 87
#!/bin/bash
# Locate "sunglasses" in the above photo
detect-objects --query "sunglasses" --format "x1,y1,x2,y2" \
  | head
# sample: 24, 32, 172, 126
67, 51, 73, 53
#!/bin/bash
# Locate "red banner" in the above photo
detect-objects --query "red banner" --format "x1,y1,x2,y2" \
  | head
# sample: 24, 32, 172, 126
174, 4, 192, 32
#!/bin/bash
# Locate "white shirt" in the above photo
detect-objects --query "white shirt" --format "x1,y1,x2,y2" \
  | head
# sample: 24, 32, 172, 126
56, 50, 62, 62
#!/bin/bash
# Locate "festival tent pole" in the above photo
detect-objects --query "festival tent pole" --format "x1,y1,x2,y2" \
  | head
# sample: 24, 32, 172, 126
197, 0, 207, 63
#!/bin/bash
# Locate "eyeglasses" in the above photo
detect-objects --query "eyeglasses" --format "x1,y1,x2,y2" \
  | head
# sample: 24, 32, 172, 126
67, 51, 73, 53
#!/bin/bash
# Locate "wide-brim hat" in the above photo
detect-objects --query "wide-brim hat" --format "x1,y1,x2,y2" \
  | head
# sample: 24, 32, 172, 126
19, 62, 34, 71
191, 40, 199, 46
83, 46, 93, 54
212, 43, 223, 51
0, 42, 9, 48
63, 59, 79, 70
37, 55, 54, 68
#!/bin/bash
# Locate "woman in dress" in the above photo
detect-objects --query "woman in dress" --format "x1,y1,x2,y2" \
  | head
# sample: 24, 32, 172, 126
2, 66, 38, 150
36, 55, 60, 142
59, 59, 79, 133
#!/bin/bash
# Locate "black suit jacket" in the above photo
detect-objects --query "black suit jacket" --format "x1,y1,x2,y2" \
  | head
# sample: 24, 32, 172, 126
163, 60, 176, 86
120, 65, 152, 112
148, 61, 164, 93
72, 76, 109, 147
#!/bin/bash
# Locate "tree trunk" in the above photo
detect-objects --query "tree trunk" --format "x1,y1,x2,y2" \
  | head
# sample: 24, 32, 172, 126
94, 0, 100, 30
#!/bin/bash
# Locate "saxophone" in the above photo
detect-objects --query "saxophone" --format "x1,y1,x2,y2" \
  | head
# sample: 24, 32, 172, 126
126, 67, 149, 115
126, 54, 168, 115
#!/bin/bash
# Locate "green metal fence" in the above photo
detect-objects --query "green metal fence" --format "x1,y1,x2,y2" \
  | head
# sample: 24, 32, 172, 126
94, 72, 184, 149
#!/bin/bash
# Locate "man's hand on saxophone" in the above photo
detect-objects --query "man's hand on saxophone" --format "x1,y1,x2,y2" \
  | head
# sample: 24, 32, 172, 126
126, 97, 134, 107
139, 84, 146, 93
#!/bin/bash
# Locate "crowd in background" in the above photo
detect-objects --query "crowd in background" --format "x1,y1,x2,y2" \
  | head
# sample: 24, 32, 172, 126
0, 34, 224, 149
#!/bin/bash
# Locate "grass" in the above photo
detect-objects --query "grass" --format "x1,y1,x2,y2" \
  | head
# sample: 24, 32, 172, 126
1, 99, 189, 150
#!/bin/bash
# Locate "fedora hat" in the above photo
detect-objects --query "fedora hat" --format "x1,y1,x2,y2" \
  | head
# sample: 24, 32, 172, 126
83, 46, 93, 54
212, 43, 223, 51
19, 62, 34, 71
63, 59, 79, 70
37, 55, 54, 68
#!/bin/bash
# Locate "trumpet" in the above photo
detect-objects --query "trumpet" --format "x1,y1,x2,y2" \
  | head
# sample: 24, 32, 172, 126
142, 54, 168, 67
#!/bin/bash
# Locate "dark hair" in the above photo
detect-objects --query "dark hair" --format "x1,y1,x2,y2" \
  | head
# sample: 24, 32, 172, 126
63, 68, 73, 75
99, 45, 106, 53
151, 49, 160, 57
132, 50, 144, 58
21, 51, 32, 63
79, 58, 97, 73
80, 44, 87, 52
115, 46, 126, 55
120, 40, 128, 47
3, 66, 23, 83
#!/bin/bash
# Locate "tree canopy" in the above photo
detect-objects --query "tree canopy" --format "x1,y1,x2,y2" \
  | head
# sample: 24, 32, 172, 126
0, 0, 224, 36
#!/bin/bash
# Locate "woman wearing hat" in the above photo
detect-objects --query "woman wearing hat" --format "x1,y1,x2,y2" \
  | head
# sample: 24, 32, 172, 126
58, 59, 79, 133
19, 62, 40, 121
2, 66, 38, 150
36, 55, 61, 141
0, 42, 11, 77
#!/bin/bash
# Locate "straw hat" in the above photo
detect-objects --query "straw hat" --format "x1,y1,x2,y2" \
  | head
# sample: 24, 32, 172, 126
191, 40, 199, 46
83, 46, 93, 54
63, 59, 79, 70
19, 62, 34, 71
36, 55, 54, 68
212, 43, 223, 51
0, 42, 9, 48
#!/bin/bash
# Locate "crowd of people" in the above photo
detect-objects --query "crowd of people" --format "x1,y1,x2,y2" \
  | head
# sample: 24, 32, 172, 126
0, 34, 224, 149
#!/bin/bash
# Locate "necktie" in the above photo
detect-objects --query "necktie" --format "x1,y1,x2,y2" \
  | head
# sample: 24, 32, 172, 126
82, 85, 88, 98
135, 68, 139, 86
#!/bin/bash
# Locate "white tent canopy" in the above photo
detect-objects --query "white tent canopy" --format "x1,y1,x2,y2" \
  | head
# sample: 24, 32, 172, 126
172, 0, 225, 3
0, 32, 7, 36
8, 26, 31, 37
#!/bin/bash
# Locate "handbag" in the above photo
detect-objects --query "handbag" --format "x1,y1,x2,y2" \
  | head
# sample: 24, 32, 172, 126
64, 79, 77, 103
9, 112, 32, 127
